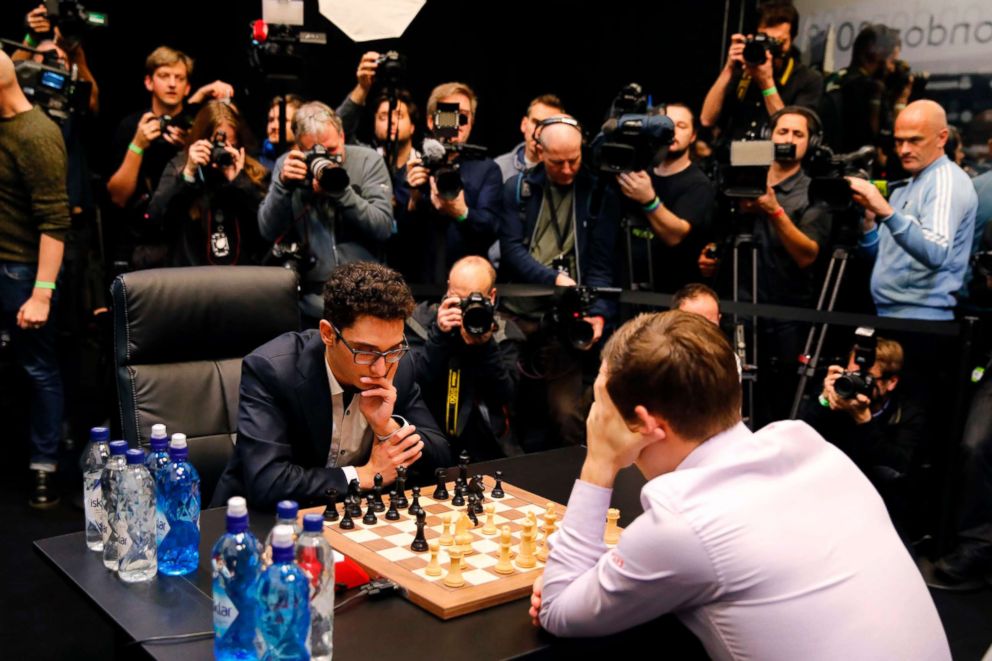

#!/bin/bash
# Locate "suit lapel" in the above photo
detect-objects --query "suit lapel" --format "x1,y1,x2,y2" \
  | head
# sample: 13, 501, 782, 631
296, 331, 334, 465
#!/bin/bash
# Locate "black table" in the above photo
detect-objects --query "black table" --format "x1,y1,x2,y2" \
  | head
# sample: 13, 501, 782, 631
35, 447, 705, 660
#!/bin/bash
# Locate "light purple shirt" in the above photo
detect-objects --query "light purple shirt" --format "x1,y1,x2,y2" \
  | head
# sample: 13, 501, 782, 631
540, 420, 950, 661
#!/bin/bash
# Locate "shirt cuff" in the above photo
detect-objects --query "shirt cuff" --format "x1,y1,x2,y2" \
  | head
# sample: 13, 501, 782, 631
881, 210, 910, 234
341, 465, 359, 484
560, 479, 614, 541
859, 226, 879, 248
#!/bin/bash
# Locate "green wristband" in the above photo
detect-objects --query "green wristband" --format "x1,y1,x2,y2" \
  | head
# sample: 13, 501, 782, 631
24, 33, 38, 48
818, 394, 830, 408
455, 211, 468, 222
34, 280, 56, 290
642, 197, 661, 212
128, 142, 144, 156
761, 86, 778, 98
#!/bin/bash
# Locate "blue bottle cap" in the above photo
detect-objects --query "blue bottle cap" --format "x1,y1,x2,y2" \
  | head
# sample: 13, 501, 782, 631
126, 448, 145, 465
109, 440, 128, 455
89, 427, 110, 442
302, 513, 323, 532
276, 500, 299, 520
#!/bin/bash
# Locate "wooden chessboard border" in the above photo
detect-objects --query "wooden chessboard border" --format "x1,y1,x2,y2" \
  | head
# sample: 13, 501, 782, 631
301, 477, 565, 620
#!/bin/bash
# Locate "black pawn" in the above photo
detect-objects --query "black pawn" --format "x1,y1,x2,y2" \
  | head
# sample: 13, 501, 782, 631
458, 450, 470, 484
433, 468, 450, 500
339, 506, 355, 530
393, 466, 409, 509
451, 485, 466, 507
323, 488, 339, 522
411, 510, 428, 552
408, 485, 423, 517
363, 494, 378, 525
373, 473, 385, 513
491, 470, 505, 499
385, 490, 401, 521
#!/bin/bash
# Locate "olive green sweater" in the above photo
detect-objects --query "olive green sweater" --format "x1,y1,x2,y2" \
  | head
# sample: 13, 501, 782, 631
0, 106, 69, 262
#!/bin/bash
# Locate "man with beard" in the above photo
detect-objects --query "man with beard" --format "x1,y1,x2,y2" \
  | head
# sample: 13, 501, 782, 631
616, 103, 714, 292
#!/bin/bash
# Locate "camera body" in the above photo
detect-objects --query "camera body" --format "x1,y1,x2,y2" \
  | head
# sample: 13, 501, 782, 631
158, 110, 195, 138
43, 0, 108, 49
14, 59, 89, 123
459, 292, 495, 337
806, 144, 877, 210
543, 285, 621, 350
376, 50, 406, 88
210, 130, 235, 167
301, 145, 349, 194
742, 33, 783, 66
592, 113, 675, 174
420, 138, 487, 201
834, 327, 877, 401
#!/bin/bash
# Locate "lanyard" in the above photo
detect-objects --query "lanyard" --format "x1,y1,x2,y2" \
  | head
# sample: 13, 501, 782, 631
544, 186, 568, 252
445, 368, 461, 437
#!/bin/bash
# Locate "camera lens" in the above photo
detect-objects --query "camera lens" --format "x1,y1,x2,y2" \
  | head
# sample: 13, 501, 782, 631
436, 167, 463, 201
461, 300, 494, 336
742, 41, 768, 66
312, 159, 350, 194
833, 373, 862, 400
567, 318, 595, 349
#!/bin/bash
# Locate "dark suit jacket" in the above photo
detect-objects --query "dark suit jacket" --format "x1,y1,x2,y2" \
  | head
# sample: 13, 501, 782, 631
212, 329, 451, 510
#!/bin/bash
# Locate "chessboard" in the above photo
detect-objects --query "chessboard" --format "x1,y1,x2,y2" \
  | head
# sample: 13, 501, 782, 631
304, 475, 565, 620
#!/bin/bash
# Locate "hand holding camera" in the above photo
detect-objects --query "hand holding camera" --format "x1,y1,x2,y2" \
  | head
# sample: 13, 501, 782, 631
847, 176, 893, 219
616, 171, 656, 205
280, 149, 310, 186
405, 157, 429, 189
355, 51, 380, 95
822, 365, 872, 424
133, 112, 163, 150
183, 139, 211, 179
429, 176, 468, 219
739, 184, 782, 217
438, 294, 496, 345
698, 244, 720, 277
26, 4, 53, 36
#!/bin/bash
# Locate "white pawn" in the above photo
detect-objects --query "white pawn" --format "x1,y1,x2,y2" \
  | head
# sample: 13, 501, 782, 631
482, 503, 497, 535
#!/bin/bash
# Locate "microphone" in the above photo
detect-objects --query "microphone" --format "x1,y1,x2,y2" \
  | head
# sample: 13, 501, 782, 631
421, 137, 447, 164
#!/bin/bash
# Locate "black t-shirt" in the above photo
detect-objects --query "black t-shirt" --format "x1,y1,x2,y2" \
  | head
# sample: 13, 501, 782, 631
648, 163, 715, 292
719, 55, 824, 143
111, 109, 184, 214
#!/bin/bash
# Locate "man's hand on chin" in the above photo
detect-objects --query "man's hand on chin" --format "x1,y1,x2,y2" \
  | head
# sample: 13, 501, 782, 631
358, 374, 399, 437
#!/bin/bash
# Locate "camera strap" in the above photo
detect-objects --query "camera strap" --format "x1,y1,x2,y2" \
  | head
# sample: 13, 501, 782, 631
544, 186, 569, 252
735, 56, 795, 101
445, 368, 461, 437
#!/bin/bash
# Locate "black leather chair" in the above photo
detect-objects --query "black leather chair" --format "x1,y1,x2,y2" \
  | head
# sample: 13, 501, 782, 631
112, 266, 300, 505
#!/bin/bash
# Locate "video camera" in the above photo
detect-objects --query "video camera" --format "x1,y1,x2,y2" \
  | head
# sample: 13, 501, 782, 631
248, 17, 326, 81
718, 139, 795, 198
420, 137, 488, 201
834, 327, 877, 400
42, 0, 108, 49
806, 144, 877, 210
299, 145, 349, 195
742, 33, 783, 66
459, 293, 495, 337
587, 83, 674, 174
543, 285, 621, 350
12, 53, 90, 124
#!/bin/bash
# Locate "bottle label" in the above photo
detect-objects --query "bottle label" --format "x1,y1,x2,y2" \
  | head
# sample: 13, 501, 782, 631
156, 502, 168, 545
83, 473, 106, 536
116, 515, 132, 558
213, 586, 239, 638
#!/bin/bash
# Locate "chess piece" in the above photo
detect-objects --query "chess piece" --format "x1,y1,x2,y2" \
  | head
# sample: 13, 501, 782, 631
433, 468, 450, 500
439, 514, 454, 546
385, 490, 401, 521
482, 503, 497, 535
454, 512, 474, 555
491, 470, 505, 498
411, 510, 429, 552
493, 526, 514, 574
458, 450, 470, 485
466, 498, 479, 527
604, 508, 621, 545
372, 473, 385, 512
425, 542, 442, 576
451, 485, 465, 507
515, 518, 536, 569
408, 485, 423, 516
345, 493, 361, 519
362, 494, 378, 525
470, 490, 484, 514
443, 548, 465, 588
323, 488, 339, 522
339, 506, 354, 530
469, 473, 486, 502
393, 466, 409, 509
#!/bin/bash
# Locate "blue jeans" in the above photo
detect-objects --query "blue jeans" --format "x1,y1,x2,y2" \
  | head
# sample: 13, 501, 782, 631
0, 261, 63, 471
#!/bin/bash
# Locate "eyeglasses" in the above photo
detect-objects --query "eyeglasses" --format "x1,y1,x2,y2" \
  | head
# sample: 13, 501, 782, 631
331, 324, 409, 365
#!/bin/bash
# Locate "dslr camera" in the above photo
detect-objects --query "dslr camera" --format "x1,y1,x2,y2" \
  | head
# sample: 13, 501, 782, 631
159, 109, 195, 138
544, 285, 621, 350
300, 145, 349, 194
458, 293, 495, 337
834, 327, 877, 400
376, 50, 406, 88
210, 130, 235, 167
742, 33, 783, 66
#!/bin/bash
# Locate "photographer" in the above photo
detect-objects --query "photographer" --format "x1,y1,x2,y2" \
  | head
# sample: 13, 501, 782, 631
801, 335, 926, 534
849, 100, 977, 321
494, 94, 566, 183
406, 256, 524, 460
258, 101, 393, 325
700, 1, 822, 147
0, 50, 70, 507
107, 46, 234, 269
259, 94, 303, 171
19, 3, 99, 115
404, 82, 503, 284
616, 103, 714, 292
146, 101, 268, 266
500, 117, 621, 447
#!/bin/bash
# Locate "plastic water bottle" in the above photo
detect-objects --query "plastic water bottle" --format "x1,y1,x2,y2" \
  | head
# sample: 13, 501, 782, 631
257, 524, 310, 660
212, 496, 263, 661
144, 424, 171, 546
101, 440, 129, 570
80, 426, 111, 551
296, 513, 334, 660
158, 433, 201, 575
263, 500, 302, 567
118, 449, 157, 583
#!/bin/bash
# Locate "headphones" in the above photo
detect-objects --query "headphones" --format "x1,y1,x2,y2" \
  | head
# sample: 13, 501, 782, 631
761, 106, 823, 149
532, 115, 583, 148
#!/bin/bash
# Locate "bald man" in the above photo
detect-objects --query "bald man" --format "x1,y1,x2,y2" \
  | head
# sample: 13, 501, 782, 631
848, 100, 978, 320
499, 115, 621, 447
0, 50, 70, 507
406, 256, 525, 459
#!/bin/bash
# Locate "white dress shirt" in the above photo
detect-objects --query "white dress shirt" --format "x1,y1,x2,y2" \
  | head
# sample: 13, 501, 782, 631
325, 360, 372, 485
540, 420, 950, 661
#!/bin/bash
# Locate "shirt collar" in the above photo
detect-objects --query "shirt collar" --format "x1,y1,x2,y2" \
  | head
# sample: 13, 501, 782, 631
324, 356, 344, 397
773, 168, 806, 194
675, 421, 752, 472
914, 154, 949, 181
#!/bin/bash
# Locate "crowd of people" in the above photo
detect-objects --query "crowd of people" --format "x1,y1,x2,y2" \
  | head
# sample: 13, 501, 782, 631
2, 0, 992, 625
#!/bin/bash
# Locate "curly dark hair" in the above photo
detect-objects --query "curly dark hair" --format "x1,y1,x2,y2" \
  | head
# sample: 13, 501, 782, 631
322, 262, 414, 329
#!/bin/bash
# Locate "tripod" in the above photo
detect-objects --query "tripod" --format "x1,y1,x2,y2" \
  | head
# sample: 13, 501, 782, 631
731, 216, 759, 429
788, 244, 854, 419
